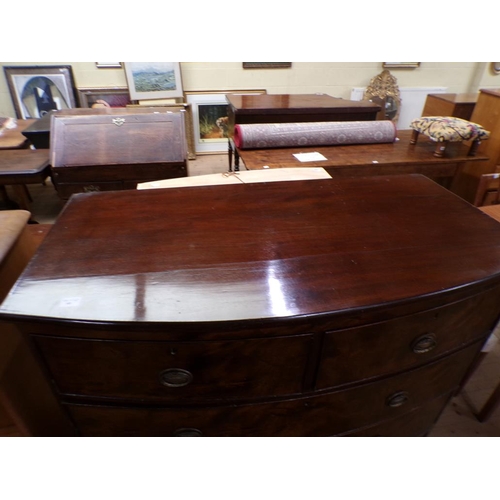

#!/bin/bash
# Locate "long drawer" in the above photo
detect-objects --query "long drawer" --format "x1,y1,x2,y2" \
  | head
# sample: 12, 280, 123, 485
66, 341, 481, 436
33, 334, 313, 402
317, 288, 500, 389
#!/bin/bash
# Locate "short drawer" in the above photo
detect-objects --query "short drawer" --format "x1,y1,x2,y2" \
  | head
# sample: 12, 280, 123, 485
316, 288, 500, 389
67, 341, 480, 436
339, 393, 451, 437
53, 181, 124, 199
33, 334, 313, 402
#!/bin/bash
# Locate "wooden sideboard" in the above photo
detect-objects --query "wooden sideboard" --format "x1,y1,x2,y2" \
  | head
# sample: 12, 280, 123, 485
226, 94, 381, 170
2, 175, 500, 436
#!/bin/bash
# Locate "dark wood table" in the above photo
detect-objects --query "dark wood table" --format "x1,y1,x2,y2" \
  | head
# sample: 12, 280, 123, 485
235, 129, 488, 188
0, 120, 35, 150
0, 149, 51, 210
226, 93, 381, 171
2, 175, 500, 436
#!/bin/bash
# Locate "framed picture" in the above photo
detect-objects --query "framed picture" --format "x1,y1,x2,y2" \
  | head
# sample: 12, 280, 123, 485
3, 65, 78, 119
78, 87, 131, 108
124, 62, 183, 100
243, 63, 292, 69
383, 62, 420, 69
95, 62, 122, 69
184, 90, 266, 154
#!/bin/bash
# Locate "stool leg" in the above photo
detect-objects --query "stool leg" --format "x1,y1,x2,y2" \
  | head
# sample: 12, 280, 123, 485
468, 139, 481, 157
433, 141, 448, 158
410, 130, 419, 145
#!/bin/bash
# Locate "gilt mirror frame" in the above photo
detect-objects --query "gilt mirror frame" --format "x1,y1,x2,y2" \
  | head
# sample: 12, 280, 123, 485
363, 69, 401, 123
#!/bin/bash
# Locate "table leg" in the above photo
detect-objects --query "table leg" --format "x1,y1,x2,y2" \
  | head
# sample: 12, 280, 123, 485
234, 148, 240, 172
0, 186, 9, 205
11, 185, 32, 211
228, 140, 233, 172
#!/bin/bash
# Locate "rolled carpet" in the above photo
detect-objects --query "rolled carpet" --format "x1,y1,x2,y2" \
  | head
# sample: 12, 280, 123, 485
233, 120, 397, 149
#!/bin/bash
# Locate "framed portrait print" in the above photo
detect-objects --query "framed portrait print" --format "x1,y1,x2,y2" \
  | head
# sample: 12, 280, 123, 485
3, 65, 78, 119
383, 62, 420, 69
184, 90, 266, 154
78, 87, 131, 108
124, 62, 184, 100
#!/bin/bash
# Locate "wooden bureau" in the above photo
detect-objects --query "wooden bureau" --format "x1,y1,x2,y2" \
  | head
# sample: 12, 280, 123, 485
50, 110, 188, 200
2, 175, 500, 436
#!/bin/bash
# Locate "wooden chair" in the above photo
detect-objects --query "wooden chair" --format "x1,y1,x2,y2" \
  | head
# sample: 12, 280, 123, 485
473, 172, 500, 206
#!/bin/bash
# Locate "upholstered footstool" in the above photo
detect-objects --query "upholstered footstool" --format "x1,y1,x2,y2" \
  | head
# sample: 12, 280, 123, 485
409, 116, 490, 157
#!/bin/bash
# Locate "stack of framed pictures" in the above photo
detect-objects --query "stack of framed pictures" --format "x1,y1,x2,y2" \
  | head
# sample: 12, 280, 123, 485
184, 90, 266, 154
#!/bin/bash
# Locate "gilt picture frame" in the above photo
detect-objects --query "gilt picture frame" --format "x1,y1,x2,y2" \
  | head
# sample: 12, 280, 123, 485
184, 90, 267, 154
3, 65, 78, 119
124, 62, 184, 100
77, 87, 131, 108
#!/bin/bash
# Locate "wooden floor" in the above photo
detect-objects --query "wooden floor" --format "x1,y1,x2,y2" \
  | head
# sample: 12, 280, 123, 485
2, 153, 500, 437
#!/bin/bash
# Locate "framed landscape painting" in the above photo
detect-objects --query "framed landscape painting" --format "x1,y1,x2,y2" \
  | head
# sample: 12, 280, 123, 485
124, 62, 183, 100
3, 65, 78, 119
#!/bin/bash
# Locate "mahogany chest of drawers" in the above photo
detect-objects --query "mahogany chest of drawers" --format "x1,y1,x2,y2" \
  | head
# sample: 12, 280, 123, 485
2, 174, 500, 436
50, 110, 188, 199
422, 93, 478, 121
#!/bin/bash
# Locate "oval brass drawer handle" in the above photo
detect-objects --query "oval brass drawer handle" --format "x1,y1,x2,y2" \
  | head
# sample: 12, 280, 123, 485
411, 333, 437, 354
386, 391, 410, 408
173, 428, 203, 437
159, 368, 193, 388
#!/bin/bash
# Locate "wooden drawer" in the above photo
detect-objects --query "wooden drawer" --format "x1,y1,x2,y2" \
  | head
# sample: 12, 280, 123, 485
53, 181, 124, 199
317, 289, 500, 390
33, 335, 313, 402
67, 342, 480, 436
339, 393, 451, 436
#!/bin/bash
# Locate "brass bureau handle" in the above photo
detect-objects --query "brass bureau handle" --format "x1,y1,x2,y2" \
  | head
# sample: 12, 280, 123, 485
173, 428, 203, 437
386, 391, 410, 408
411, 333, 437, 354
159, 368, 193, 388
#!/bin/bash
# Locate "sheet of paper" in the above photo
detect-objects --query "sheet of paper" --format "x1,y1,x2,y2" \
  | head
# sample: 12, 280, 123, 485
293, 152, 327, 162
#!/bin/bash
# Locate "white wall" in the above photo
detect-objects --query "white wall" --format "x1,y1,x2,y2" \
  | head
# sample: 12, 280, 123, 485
1, 62, 499, 119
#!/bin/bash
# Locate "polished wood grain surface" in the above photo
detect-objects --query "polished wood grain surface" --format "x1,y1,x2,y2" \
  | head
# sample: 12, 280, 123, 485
0, 120, 35, 150
0, 150, 50, 179
237, 129, 487, 180
3, 174, 500, 327
4, 174, 500, 436
227, 93, 381, 113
